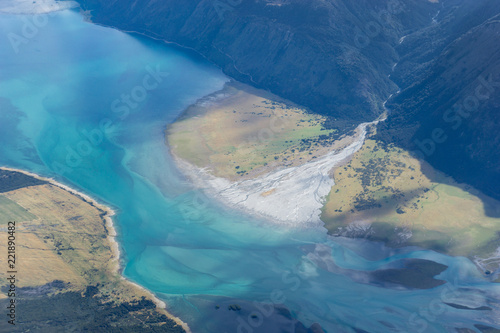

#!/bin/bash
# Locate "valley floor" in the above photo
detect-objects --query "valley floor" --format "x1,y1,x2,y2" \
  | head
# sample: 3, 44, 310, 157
167, 81, 352, 181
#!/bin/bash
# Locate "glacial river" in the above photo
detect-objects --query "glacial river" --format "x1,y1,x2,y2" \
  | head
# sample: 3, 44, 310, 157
1, 9, 499, 333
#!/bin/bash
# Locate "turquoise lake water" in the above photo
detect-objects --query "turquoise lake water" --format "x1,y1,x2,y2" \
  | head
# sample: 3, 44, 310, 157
1, 9, 499, 333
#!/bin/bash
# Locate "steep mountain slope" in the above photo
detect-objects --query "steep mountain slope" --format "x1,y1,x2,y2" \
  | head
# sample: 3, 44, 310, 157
77, 0, 500, 201
77, 0, 438, 128
378, 0, 500, 201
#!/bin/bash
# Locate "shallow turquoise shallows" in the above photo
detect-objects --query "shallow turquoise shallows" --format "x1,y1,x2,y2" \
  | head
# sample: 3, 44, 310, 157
1, 9, 499, 333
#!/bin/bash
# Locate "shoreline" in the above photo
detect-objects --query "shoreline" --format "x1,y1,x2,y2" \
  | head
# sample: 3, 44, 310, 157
166, 79, 387, 228
169, 117, 381, 227
166, 80, 351, 181
0, 166, 192, 333
75, 2, 249, 84
73, 4, 374, 227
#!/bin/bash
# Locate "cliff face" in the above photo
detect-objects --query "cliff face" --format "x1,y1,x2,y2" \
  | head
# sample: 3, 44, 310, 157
378, 0, 500, 201
77, 0, 438, 127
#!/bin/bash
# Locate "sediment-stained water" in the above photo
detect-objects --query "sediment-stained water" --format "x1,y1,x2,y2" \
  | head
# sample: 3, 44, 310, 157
0, 9, 499, 333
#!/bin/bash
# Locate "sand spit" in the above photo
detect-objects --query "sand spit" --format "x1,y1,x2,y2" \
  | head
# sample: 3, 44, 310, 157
0, 166, 191, 333
174, 118, 381, 227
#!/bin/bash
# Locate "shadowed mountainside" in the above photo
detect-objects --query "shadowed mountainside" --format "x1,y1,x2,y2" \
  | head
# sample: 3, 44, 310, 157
76, 0, 500, 200
77, 0, 438, 128
378, 0, 500, 201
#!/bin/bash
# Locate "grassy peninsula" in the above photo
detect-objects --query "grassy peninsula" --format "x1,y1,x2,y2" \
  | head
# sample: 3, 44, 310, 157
321, 134, 500, 280
167, 81, 357, 181
166, 82, 500, 281
0, 168, 187, 332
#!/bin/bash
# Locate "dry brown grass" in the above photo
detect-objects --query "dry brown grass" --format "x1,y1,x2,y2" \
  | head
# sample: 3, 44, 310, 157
167, 81, 348, 180
0, 183, 169, 307
0, 184, 114, 288
0, 177, 188, 329
322, 139, 500, 261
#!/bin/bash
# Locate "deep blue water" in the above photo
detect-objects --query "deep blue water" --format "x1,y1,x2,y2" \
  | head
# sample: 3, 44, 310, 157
0, 9, 499, 333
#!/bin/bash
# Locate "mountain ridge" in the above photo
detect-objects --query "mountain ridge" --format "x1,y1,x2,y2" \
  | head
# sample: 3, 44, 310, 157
379, 0, 500, 201
76, 0, 500, 200
77, 0, 438, 127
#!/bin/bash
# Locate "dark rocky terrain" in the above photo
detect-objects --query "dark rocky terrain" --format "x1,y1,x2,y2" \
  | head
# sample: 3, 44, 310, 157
76, 0, 500, 200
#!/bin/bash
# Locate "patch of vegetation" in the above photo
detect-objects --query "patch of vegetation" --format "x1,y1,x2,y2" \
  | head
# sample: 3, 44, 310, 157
0, 169, 47, 193
228, 304, 242, 311
0, 195, 36, 224
0, 282, 184, 333
321, 139, 500, 264
166, 82, 351, 180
